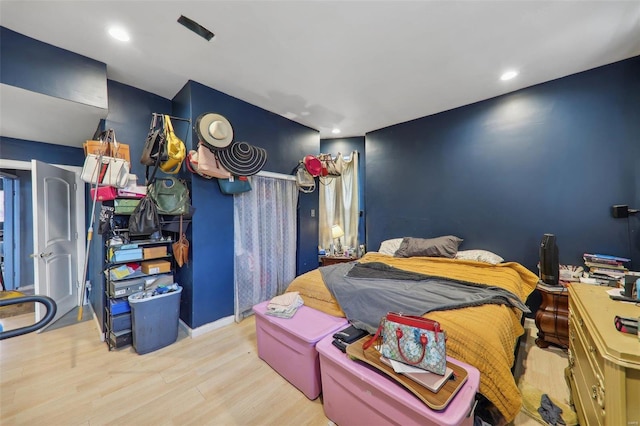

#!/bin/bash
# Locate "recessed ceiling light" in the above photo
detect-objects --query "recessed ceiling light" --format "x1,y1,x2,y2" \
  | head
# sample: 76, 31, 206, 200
108, 26, 130, 42
500, 70, 518, 81
331, 128, 341, 134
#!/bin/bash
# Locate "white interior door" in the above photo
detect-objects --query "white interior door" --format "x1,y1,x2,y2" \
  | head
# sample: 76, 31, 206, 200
32, 160, 79, 327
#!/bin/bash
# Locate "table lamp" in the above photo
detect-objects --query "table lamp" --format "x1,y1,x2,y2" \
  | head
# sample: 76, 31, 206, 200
331, 225, 344, 255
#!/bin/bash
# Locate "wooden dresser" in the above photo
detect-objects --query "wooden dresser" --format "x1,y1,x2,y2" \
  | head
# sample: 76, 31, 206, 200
567, 284, 640, 426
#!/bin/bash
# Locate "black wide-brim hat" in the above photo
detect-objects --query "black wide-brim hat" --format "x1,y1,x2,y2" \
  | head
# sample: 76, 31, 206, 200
216, 141, 267, 176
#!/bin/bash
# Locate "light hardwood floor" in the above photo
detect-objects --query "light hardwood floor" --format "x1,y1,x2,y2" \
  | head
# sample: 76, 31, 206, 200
0, 314, 568, 425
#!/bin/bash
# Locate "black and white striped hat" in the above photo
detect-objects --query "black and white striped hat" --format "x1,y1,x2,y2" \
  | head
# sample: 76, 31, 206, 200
216, 141, 267, 176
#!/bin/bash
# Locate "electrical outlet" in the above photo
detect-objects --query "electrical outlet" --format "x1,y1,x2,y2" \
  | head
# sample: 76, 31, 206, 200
311, 209, 316, 218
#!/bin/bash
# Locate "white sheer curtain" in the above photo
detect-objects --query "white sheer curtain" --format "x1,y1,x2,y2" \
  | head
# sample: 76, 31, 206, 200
319, 151, 359, 251
233, 174, 299, 322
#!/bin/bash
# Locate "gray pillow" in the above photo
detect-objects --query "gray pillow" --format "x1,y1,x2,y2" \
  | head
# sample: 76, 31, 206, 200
394, 236, 463, 258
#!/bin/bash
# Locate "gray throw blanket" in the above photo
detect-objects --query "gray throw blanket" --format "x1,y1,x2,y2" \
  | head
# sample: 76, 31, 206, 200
320, 261, 530, 333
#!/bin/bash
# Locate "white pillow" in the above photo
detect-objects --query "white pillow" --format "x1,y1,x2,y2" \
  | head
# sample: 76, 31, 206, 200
378, 238, 404, 256
455, 249, 504, 265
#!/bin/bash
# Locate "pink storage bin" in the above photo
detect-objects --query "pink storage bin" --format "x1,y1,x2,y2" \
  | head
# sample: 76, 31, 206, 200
253, 302, 348, 400
316, 334, 480, 426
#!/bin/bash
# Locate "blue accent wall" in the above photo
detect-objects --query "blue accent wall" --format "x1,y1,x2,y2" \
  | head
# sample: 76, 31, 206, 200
180, 80, 320, 328
104, 81, 173, 182
0, 26, 107, 109
366, 56, 640, 276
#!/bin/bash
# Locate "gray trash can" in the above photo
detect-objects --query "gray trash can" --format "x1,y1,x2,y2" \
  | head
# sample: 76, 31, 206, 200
128, 286, 182, 355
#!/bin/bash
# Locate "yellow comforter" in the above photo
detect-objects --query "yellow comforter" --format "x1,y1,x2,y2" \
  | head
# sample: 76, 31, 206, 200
287, 252, 539, 423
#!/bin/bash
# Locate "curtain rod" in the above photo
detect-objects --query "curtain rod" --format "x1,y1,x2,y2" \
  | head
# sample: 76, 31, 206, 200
152, 113, 192, 124
256, 170, 297, 181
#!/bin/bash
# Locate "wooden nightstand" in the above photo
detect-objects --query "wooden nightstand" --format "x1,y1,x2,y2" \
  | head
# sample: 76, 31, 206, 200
320, 256, 357, 266
534, 282, 569, 349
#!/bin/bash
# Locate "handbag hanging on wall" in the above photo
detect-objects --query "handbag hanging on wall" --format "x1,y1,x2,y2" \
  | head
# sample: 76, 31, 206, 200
128, 195, 161, 236
363, 312, 447, 375
295, 162, 315, 193
172, 215, 189, 267
148, 177, 190, 215
186, 150, 213, 179
81, 129, 130, 188
218, 176, 252, 195
159, 115, 186, 174
109, 131, 131, 163
196, 143, 232, 179
317, 153, 341, 177
140, 114, 166, 167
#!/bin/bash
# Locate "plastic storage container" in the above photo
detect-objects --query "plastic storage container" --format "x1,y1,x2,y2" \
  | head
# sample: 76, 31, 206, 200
316, 334, 479, 426
253, 301, 348, 399
128, 287, 182, 355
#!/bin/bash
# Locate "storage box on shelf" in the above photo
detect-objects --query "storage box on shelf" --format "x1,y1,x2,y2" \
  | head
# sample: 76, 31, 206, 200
104, 239, 174, 350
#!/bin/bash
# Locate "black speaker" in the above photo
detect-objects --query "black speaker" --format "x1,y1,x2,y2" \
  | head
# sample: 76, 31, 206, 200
539, 233, 559, 285
612, 205, 629, 218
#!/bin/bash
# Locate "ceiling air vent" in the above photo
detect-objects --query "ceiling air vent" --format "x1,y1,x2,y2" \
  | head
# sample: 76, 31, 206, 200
177, 15, 214, 41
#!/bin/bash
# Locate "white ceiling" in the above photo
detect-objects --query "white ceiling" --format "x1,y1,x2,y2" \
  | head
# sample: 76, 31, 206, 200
1, 0, 640, 141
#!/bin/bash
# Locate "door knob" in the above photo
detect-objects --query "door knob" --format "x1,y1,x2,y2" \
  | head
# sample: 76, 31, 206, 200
40, 252, 53, 258
30, 252, 53, 259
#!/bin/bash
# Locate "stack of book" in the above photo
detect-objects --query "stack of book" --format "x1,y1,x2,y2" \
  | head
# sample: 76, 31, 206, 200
581, 253, 630, 285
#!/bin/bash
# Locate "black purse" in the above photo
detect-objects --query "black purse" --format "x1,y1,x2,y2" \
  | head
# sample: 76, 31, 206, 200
128, 195, 160, 236
140, 114, 167, 167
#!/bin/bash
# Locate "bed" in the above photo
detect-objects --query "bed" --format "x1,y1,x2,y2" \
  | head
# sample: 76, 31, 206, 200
286, 248, 539, 424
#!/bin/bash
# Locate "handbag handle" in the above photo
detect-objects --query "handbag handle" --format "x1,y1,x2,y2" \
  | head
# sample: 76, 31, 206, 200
395, 327, 428, 365
110, 129, 121, 156
386, 312, 441, 340
164, 114, 175, 136
146, 116, 165, 185
362, 312, 442, 352
362, 320, 384, 350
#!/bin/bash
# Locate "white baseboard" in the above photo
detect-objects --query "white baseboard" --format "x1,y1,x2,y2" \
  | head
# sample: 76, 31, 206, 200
179, 315, 235, 338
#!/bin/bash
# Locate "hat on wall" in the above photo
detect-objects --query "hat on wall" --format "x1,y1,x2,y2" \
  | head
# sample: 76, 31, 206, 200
195, 113, 234, 149
303, 155, 322, 177
217, 141, 267, 176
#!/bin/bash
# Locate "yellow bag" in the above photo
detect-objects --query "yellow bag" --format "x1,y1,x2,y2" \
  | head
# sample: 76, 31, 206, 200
160, 115, 186, 174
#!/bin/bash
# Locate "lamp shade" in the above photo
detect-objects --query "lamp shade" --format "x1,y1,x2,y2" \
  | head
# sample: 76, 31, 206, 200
331, 225, 344, 239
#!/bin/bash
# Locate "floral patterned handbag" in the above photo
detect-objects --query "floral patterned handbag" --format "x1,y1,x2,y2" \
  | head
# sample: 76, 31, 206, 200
363, 312, 447, 375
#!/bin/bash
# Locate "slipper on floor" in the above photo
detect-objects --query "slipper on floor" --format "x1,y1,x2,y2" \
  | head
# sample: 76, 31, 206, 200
518, 381, 578, 426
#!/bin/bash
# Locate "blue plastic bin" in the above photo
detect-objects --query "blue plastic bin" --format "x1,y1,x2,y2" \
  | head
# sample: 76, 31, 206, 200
128, 287, 182, 355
